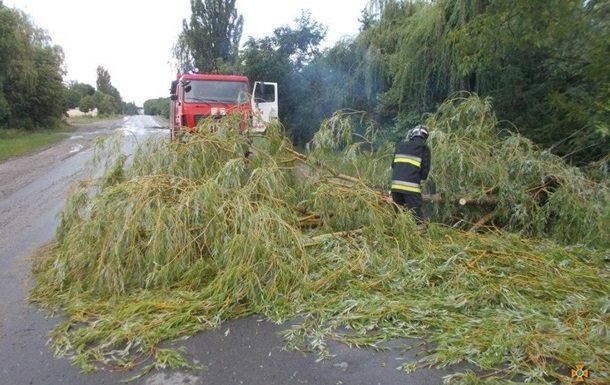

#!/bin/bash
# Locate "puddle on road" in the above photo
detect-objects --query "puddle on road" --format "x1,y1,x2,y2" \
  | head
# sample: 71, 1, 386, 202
85, 130, 107, 135
119, 126, 149, 136
119, 126, 165, 137
117, 116, 167, 137
68, 144, 83, 154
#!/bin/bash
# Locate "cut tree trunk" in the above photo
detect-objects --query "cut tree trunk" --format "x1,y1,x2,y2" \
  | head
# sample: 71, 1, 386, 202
287, 149, 499, 209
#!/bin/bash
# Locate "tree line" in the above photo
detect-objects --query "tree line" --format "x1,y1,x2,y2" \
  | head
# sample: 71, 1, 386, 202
164, 0, 608, 164
143, 98, 170, 117
0, 1, 137, 129
67, 66, 138, 116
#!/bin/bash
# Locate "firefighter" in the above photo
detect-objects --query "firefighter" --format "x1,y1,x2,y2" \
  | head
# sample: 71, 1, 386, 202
390, 125, 431, 222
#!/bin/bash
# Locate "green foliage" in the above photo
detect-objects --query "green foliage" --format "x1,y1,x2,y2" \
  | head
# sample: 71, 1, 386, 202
96, 66, 122, 114
0, 3, 67, 129
338, 0, 610, 163
239, 11, 327, 144
79, 91, 116, 115
31, 115, 608, 383
65, 81, 95, 109
175, 0, 243, 73
94, 92, 116, 115
121, 101, 139, 116
78, 94, 96, 113
76, 67, 125, 116
425, 95, 609, 246
143, 97, 170, 118
0, 128, 68, 161
451, 0, 610, 164
312, 95, 610, 248
253, 0, 608, 163
271, 11, 327, 70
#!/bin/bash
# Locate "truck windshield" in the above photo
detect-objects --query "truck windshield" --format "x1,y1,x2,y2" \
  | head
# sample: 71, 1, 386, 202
184, 80, 248, 104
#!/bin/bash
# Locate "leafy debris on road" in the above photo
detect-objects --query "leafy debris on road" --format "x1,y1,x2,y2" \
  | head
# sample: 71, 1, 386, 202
31, 97, 609, 384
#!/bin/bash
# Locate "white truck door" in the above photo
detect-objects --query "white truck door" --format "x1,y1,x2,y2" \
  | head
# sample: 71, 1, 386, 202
251, 82, 278, 133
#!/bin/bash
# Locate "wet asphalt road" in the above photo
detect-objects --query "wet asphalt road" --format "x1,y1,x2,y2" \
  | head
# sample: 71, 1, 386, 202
0, 116, 458, 385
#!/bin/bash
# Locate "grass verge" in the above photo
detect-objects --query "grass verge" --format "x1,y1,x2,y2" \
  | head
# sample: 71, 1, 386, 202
0, 128, 73, 162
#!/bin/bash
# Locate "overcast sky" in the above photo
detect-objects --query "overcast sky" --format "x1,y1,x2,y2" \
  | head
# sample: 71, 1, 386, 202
3, 0, 369, 105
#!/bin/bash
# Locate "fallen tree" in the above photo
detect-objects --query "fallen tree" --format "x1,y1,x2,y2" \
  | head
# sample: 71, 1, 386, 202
31, 97, 609, 384
309, 96, 609, 248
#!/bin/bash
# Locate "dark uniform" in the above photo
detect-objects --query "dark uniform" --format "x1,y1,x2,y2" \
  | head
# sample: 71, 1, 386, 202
391, 136, 431, 221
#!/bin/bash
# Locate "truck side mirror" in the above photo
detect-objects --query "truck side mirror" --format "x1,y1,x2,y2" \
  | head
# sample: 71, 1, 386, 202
170, 94, 178, 101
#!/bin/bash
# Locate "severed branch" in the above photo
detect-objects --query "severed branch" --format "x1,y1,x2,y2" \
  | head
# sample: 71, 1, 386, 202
287, 148, 500, 209
468, 212, 495, 233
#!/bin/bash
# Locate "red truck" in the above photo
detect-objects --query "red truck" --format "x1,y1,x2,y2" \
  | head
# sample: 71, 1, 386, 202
169, 73, 278, 140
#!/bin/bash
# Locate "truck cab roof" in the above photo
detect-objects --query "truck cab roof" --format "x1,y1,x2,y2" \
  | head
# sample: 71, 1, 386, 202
178, 74, 249, 83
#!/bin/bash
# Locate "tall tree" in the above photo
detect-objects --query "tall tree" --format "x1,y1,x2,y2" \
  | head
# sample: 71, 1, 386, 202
240, 11, 327, 144
174, 0, 243, 73
455, 0, 610, 163
96, 66, 122, 114
318, 0, 608, 163
96, 66, 112, 94
0, 2, 66, 128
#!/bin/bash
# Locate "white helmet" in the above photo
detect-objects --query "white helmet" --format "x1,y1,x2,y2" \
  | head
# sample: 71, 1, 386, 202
408, 125, 429, 141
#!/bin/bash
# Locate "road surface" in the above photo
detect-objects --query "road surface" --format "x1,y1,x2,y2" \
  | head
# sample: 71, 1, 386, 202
0, 116, 459, 385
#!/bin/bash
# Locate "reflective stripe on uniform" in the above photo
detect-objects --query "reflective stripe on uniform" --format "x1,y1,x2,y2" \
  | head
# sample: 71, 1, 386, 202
393, 154, 421, 167
391, 180, 421, 193
395, 154, 422, 162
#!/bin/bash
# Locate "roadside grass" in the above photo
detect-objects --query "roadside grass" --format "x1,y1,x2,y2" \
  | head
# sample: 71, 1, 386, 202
0, 127, 75, 162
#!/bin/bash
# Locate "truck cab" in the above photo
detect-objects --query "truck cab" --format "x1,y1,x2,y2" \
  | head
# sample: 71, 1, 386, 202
169, 73, 278, 140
